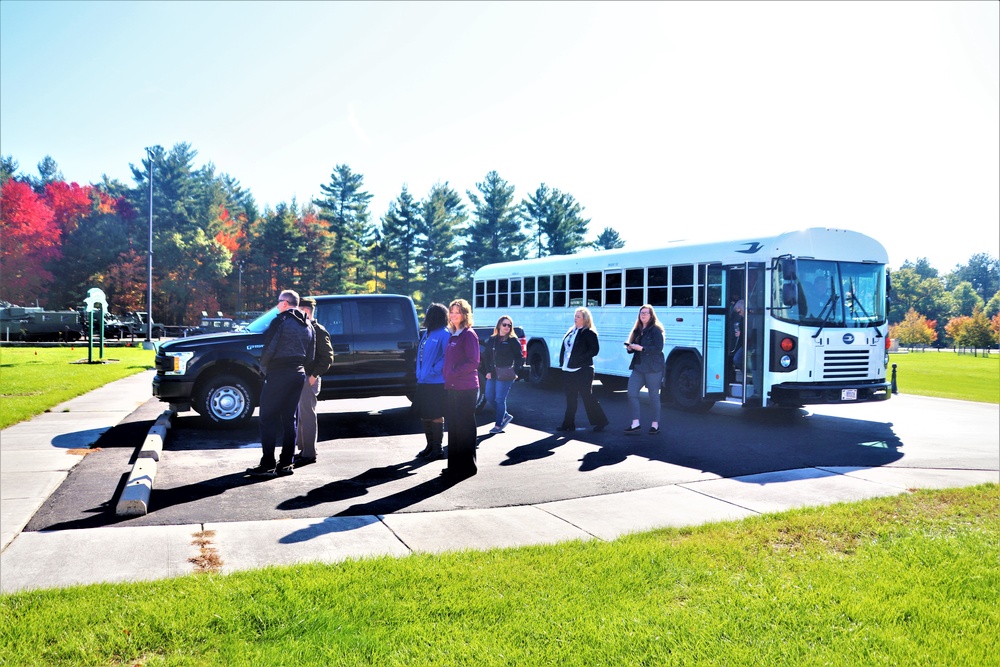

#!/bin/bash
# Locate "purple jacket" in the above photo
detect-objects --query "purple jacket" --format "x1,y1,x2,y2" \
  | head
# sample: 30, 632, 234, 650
443, 328, 480, 391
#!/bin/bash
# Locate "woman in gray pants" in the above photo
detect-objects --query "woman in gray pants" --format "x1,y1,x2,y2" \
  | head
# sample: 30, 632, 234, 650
623, 304, 665, 434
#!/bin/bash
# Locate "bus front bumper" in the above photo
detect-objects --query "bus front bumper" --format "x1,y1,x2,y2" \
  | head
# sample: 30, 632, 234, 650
770, 381, 891, 406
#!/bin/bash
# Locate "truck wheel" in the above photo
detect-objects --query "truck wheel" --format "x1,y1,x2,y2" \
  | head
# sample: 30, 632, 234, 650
527, 344, 550, 386
196, 373, 256, 428
668, 355, 715, 413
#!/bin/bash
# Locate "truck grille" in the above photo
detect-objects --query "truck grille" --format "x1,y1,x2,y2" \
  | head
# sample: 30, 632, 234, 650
822, 349, 871, 380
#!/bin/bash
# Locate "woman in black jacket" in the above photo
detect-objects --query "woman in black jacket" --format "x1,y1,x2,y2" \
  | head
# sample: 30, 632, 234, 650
624, 304, 666, 434
556, 307, 609, 432
483, 315, 523, 434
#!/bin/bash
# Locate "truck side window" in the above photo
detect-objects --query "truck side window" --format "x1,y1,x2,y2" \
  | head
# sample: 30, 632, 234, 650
356, 301, 407, 335
315, 302, 345, 335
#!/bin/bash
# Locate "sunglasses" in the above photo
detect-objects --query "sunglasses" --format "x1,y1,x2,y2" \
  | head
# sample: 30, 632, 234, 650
500, 322, 511, 328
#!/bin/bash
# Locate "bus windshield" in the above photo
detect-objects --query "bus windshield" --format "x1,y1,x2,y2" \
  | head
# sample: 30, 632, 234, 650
771, 258, 886, 328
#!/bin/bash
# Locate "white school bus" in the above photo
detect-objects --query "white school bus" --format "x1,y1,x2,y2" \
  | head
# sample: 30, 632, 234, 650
472, 227, 892, 411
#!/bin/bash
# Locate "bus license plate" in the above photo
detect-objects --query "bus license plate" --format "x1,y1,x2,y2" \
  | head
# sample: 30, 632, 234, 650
841, 389, 858, 401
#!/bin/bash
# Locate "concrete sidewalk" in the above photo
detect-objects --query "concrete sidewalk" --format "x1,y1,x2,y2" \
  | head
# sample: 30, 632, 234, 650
2, 372, 997, 594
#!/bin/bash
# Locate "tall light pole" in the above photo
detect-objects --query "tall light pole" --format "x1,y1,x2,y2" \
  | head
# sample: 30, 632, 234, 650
237, 261, 243, 315
143, 147, 155, 350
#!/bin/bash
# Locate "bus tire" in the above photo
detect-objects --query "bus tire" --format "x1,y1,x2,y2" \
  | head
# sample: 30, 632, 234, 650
527, 343, 550, 386
668, 355, 714, 413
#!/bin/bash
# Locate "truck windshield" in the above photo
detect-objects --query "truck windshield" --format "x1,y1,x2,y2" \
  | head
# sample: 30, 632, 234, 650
771, 258, 886, 328
245, 307, 280, 334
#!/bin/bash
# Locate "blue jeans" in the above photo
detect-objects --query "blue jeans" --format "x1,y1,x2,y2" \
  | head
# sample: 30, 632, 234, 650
485, 377, 514, 428
627, 370, 663, 424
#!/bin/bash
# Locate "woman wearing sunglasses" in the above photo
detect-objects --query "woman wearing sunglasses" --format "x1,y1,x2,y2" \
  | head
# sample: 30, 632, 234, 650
482, 315, 523, 434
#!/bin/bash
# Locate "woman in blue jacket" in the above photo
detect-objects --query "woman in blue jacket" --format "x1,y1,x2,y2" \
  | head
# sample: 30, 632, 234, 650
414, 303, 450, 459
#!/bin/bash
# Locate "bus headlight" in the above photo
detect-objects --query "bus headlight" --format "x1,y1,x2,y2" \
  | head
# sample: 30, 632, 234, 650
770, 332, 797, 372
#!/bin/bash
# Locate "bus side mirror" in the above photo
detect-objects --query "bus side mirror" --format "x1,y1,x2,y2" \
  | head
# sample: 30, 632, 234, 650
782, 282, 798, 306
781, 260, 797, 281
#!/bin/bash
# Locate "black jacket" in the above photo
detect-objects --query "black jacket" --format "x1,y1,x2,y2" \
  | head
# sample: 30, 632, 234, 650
260, 309, 314, 375
483, 335, 524, 374
306, 320, 334, 377
559, 327, 600, 369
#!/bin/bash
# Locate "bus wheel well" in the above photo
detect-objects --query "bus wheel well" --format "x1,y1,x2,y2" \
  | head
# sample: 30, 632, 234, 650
526, 340, 551, 386
666, 351, 715, 413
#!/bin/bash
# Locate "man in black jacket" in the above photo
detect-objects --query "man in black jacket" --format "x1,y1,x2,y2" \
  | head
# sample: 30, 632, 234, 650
293, 297, 334, 467
247, 290, 314, 477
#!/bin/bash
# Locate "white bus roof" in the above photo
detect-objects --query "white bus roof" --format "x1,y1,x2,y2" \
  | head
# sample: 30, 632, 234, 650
474, 228, 888, 279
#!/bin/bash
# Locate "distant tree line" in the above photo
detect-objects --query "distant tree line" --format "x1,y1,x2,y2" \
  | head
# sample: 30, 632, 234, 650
888, 256, 1000, 350
0, 145, 625, 324
2, 145, 997, 349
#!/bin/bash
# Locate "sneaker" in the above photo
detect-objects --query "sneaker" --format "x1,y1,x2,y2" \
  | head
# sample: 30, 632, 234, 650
292, 455, 316, 468
649, 426, 660, 435
275, 464, 295, 476
246, 462, 276, 476
489, 426, 504, 434
501, 413, 513, 429
593, 422, 609, 432
624, 424, 641, 433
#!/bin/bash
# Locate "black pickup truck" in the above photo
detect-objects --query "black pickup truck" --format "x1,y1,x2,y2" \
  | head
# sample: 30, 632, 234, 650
152, 294, 420, 427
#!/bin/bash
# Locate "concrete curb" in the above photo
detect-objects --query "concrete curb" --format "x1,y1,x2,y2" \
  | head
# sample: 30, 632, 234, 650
115, 409, 173, 517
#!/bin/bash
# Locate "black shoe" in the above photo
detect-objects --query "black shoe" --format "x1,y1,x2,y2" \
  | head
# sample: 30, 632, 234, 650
556, 425, 574, 432
649, 426, 660, 435
593, 422, 609, 432
292, 455, 316, 468
275, 464, 294, 476
246, 462, 276, 476
624, 425, 641, 433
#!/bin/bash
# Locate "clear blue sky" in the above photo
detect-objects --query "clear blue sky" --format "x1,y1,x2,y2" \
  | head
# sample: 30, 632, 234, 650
2, 1, 997, 273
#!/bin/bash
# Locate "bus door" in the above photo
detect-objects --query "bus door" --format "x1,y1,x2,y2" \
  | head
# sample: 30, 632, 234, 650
743, 263, 766, 406
721, 263, 765, 405
702, 263, 727, 400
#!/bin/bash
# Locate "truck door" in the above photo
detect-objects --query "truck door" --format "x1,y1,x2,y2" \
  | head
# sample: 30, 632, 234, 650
313, 300, 352, 396
349, 298, 417, 392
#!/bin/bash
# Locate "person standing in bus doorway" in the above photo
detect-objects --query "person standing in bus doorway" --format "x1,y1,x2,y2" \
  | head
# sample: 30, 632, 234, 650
293, 297, 334, 468
443, 299, 480, 478
557, 307, 610, 432
414, 303, 449, 460
483, 315, 523, 434
624, 304, 665, 435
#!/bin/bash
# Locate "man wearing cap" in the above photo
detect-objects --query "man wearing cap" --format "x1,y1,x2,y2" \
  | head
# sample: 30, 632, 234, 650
293, 297, 334, 467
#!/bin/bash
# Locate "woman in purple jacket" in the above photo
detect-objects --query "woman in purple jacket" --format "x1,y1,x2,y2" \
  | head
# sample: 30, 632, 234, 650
443, 298, 480, 478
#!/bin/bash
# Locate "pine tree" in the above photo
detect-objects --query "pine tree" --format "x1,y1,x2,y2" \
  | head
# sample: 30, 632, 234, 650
381, 186, 422, 297
521, 184, 552, 258
462, 171, 525, 281
314, 164, 373, 294
417, 183, 466, 309
546, 189, 591, 256
592, 227, 625, 250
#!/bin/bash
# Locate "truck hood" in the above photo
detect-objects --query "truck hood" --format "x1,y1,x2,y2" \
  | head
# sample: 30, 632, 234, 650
159, 330, 263, 352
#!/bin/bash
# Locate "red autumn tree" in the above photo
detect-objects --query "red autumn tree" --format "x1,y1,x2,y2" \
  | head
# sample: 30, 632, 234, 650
44, 181, 94, 235
0, 179, 61, 303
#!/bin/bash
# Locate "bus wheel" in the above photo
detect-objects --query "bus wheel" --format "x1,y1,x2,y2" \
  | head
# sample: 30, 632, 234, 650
668, 355, 714, 413
527, 344, 550, 386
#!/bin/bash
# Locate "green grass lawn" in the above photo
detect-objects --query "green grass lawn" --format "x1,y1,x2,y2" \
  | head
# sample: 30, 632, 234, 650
889, 349, 999, 404
0, 346, 156, 429
1, 485, 996, 666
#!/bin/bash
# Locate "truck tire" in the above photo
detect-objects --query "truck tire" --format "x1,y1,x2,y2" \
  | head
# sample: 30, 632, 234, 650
196, 373, 256, 428
667, 354, 715, 413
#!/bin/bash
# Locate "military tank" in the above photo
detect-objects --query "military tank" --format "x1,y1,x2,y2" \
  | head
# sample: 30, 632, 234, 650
0, 301, 84, 342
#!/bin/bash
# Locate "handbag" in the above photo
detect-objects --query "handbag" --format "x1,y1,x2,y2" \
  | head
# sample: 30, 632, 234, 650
496, 365, 517, 382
